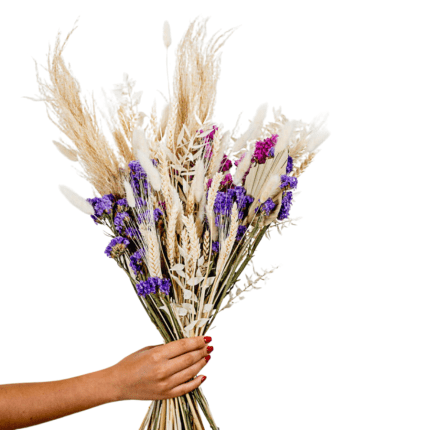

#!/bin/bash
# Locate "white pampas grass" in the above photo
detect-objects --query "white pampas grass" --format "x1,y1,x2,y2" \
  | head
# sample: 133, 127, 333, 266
274, 120, 296, 156
59, 185, 94, 215
136, 149, 161, 191
163, 21, 172, 48
307, 127, 330, 153
259, 174, 280, 203
53, 140, 78, 162
233, 149, 252, 186
123, 179, 136, 207
231, 103, 268, 152
192, 159, 205, 203
132, 127, 150, 156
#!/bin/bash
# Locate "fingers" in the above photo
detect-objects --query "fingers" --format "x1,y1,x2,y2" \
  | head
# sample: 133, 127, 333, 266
169, 355, 208, 387
166, 375, 207, 399
165, 344, 211, 375
161, 336, 211, 359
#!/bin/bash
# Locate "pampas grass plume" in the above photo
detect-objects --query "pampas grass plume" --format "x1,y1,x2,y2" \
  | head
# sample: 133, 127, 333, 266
132, 127, 150, 155
307, 127, 330, 152
259, 174, 280, 203
233, 149, 252, 185
59, 185, 94, 215
53, 140, 78, 162
193, 159, 205, 203
123, 179, 136, 207
136, 149, 161, 191
275, 120, 296, 156
163, 21, 172, 48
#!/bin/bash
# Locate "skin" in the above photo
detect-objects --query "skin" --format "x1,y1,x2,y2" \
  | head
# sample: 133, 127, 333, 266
0, 336, 212, 430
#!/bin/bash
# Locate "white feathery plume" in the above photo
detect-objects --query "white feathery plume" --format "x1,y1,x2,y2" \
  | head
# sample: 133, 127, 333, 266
163, 21, 172, 48
307, 127, 330, 153
248, 103, 268, 141
59, 185, 94, 215
192, 159, 205, 203
132, 127, 150, 156
53, 140, 78, 162
123, 179, 136, 208
231, 103, 268, 153
233, 149, 253, 186
274, 120, 296, 156
136, 149, 162, 191
259, 174, 280, 203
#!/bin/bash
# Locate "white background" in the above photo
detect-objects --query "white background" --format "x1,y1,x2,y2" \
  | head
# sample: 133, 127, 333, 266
1, 1, 429, 429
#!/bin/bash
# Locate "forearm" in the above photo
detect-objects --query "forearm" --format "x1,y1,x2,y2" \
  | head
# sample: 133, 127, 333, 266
0, 367, 118, 429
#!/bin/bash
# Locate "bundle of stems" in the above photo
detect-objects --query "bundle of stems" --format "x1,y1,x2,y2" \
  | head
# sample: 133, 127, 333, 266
29, 17, 329, 430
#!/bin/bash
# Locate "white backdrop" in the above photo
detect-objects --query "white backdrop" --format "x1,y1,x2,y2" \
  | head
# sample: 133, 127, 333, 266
1, 1, 429, 429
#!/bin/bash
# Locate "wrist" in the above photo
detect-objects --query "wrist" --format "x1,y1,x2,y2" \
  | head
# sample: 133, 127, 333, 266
94, 366, 123, 403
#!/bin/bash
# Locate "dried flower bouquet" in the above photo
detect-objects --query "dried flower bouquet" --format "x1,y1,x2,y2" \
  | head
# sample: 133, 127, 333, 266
29, 17, 329, 430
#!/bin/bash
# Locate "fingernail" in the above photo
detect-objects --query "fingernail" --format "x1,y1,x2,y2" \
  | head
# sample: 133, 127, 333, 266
201, 376, 207, 383
204, 336, 212, 344
205, 355, 211, 363
207, 346, 214, 353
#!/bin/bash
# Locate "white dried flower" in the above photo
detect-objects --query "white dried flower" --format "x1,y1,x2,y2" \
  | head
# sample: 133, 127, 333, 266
52, 140, 78, 162
59, 185, 94, 215
136, 149, 161, 191
123, 179, 136, 208
163, 21, 172, 48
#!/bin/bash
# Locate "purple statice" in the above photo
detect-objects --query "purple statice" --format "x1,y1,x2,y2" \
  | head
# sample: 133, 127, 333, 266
278, 191, 293, 220
87, 195, 114, 217
268, 146, 275, 158
136, 277, 171, 297
104, 236, 130, 258
130, 248, 145, 275
227, 186, 254, 219
280, 174, 298, 190
212, 241, 220, 253
116, 198, 129, 212
153, 208, 163, 222
128, 160, 149, 195
252, 134, 279, 164
219, 154, 233, 172
255, 198, 276, 216
286, 155, 294, 174
214, 191, 234, 216
114, 211, 131, 233
124, 227, 139, 239
236, 225, 248, 241
234, 152, 246, 167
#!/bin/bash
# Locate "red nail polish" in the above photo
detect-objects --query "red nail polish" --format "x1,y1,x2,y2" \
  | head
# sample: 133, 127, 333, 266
204, 336, 212, 344
207, 346, 214, 353
205, 355, 211, 363
201, 376, 207, 383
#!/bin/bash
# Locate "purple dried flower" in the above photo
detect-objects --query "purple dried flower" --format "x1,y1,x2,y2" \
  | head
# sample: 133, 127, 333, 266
277, 191, 293, 220
130, 248, 145, 274
124, 227, 139, 239
116, 198, 129, 212
105, 236, 130, 258
214, 191, 233, 216
268, 147, 275, 158
236, 225, 248, 241
258, 198, 276, 215
286, 156, 294, 174
136, 277, 171, 297
212, 241, 220, 253
114, 211, 131, 233
137, 208, 163, 224
280, 175, 298, 190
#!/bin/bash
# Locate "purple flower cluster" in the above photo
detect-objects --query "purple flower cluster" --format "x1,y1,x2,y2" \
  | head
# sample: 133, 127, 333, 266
286, 156, 294, 174
130, 248, 145, 275
136, 277, 171, 297
236, 225, 247, 241
252, 134, 279, 164
104, 236, 130, 258
87, 194, 115, 223
280, 175, 298, 189
255, 198, 276, 215
124, 227, 139, 239
128, 160, 149, 194
278, 191, 293, 220
116, 198, 129, 212
114, 211, 131, 233
213, 186, 254, 221
212, 241, 220, 253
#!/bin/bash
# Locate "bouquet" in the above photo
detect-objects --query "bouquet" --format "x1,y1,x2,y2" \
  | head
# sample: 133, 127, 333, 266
29, 17, 329, 430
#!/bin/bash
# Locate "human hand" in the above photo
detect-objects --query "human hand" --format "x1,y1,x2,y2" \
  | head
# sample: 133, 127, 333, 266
108, 336, 213, 401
